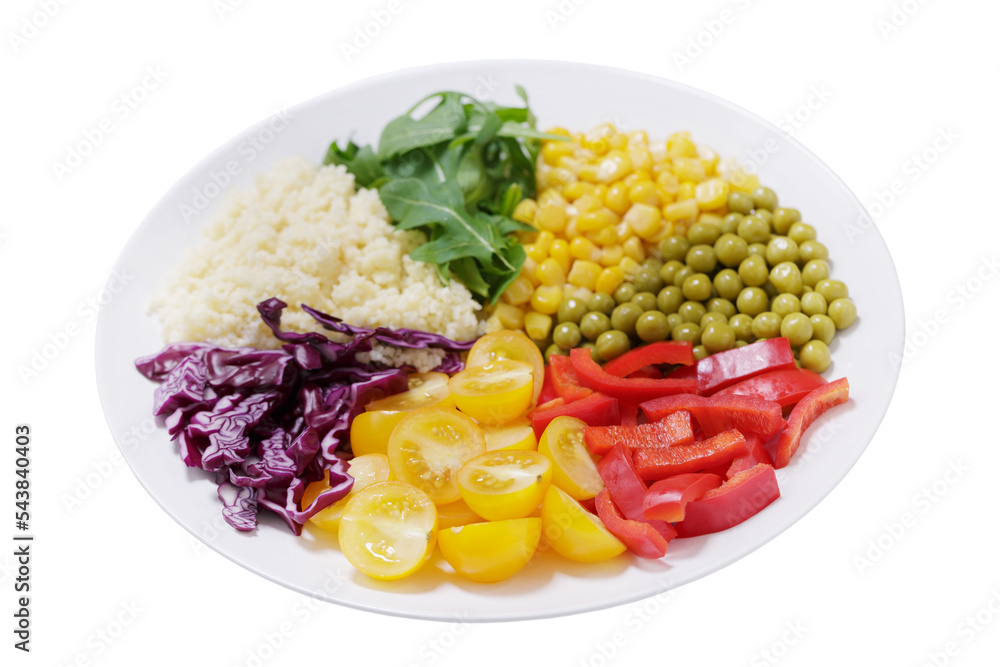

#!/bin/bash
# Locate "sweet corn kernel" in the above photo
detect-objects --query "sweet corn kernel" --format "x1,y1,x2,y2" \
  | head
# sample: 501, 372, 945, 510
623, 236, 646, 263
545, 126, 572, 137
604, 183, 631, 216
535, 201, 567, 233
550, 239, 571, 274
623, 170, 652, 188
563, 181, 597, 201
563, 217, 580, 239
577, 208, 619, 232
494, 303, 525, 330
596, 266, 626, 294
541, 140, 576, 166
667, 132, 698, 158
608, 133, 628, 150
524, 243, 546, 263
574, 194, 603, 215
538, 188, 566, 208
557, 155, 586, 175
615, 220, 635, 243
628, 148, 654, 172
567, 285, 594, 301
536, 258, 567, 287
695, 178, 729, 210
656, 171, 680, 195
673, 157, 707, 183
594, 151, 633, 184
536, 231, 555, 255
590, 225, 619, 246
722, 168, 760, 193
623, 203, 663, 240
593, 184, 609, 201
697, 144, 719, 175
627, 130, 650, 147
628, 181, 660, 207
598, 245, 625, 267
521, 258, 540, 286
618, 256, 641, 280
677, 181, 697, 201
698, 213, 725, 227
567, 260, 602, 291
664, 199, 699, 223
512, 198, 538, 225
523, 311, 553, 341
502, 275, 534, 306
530, 285, 563, 316
569, 237, 601, 262
649, 139, 667, 162
582, 123, 616, 154
649, 220, 676, 244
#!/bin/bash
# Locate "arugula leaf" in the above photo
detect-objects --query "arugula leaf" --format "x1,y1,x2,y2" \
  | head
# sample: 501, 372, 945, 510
323, 140, 384, 188
377, 92, 467, 161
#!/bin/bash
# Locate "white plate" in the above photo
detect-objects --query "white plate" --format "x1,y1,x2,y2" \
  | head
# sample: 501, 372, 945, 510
95, 60, 903, 622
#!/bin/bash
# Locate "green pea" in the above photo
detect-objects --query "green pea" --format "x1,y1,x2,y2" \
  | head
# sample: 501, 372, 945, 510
748, 242, 767, 257
588, 292, 616, 316
642, 257, 664, 273
737, 216, 771, 244
828, 297, 857, 329
580, 311, 612, 341
557, 297, 588, 324
659, 235, 691, 263
752, 311, 782, 339
721, 212, 744, 234
596, 330, 631, 361
611, 302, 644, 336
787, 222, 817, 245
800, 291, 828, 317
772, 207, 801, 234
713, 269, 744, 300
657, 285, 684, 314
631, 291, 659, 312
801, 259, 830, 288
544, 343, 568, 363
772, 293, 802, 318
692, 344, 709, 361
751, 186, 778, 211
553, 322, 582, 350
799, 340, 831, 373
687, 221, 721, 246
671, 322, 702, 343
780, 313, 813, 346
700, 311, 728, 328
729, 313, 754, 342
810, 314, 836, 344
672, 265, 695, 287
798, 240, 828, 263
678, 300, 707, 324
753, 209, 774, 228
737, 255, 769, 287
685, 244, 718, 274
737, 287, 769, 316
702, 321, 736, 353
816, 279, 849, 302
735, 340, 749, 348
715, 233, 749, 268
682, 273, 713, 301
727, 191, 754, 215
769, 261, 803, 295
765, 236, 799, 266
666, 312, 684, 330
613, 283, 638, 304
582, 341, 601, 362
633, 268, 664, 295
636, 311, 672, 343
659, 260, 686, 286
707, 297, 737, 318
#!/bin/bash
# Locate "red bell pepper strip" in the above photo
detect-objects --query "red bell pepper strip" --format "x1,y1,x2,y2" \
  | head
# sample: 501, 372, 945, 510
713, 367, 827, 407
569, 348, 698, 403
601, 341, 694, 378
632, 429, 748, 480
595, 489, 672, 559
640, 393, 785, 440
673, 463, 780, 537
725, 434, 773, 478
537, 365, 558, 406
773, 377, 850, 469
627, 366, 663, 380
547, 354, 593, 403
643, 472, 724, 523
696, 337, 796, 395
530, 391, 620, 438
619, 402, 640, 427
597, 444, 676, 541
667, 364, 697, 380
585, 410, 694, 456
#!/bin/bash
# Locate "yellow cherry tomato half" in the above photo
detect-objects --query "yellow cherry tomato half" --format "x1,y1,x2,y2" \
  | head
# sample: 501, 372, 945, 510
538, 416, 604, 501
540, 486, 625, 563
349, 410, 406, 457
466, 330, 545, 405
351, 373, 454, 457
387, 406, 486, 505
457, 450, 552, 521
304, 453, 393, 532
437, 518, 542, 583
436, 498, 483, 529
449, 359, 534, 426
482, 417, 538, 452
338, 481, 438, 580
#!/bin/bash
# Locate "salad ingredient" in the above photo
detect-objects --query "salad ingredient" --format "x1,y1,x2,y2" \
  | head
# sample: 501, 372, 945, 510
537, 416, 604, 501
449, 359, 534, 425
546, 354, 593, 402
713, 367, 827, 407
149, 159, 481, 363
303, 453, 393, 532
529, 392, 621, 437
696, 337, 797, 394
774, 377, 850, 468
482, 418, 538, 451
467, 330, 546, 404
338, 481, 438, 580
642, 473, 724, 523
632, 429, 748, 480
640, 393, 785, 439
594, 489, 671, 559
457, 450, 552, 521
596, 444, 676, 542
437, 518, 542, 583
387, 406, 486, 505
673, 464, 780, 537
600, 341, 694, 378
350, 371, 454, 456
584, 410, 695, 456
725, 435, 773, 477
540, 486, 626, 563
569, 348, 698, 402
436, 499, 483, 529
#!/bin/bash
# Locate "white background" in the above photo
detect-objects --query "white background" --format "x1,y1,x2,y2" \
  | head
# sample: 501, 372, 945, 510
2, 0, 998, 665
